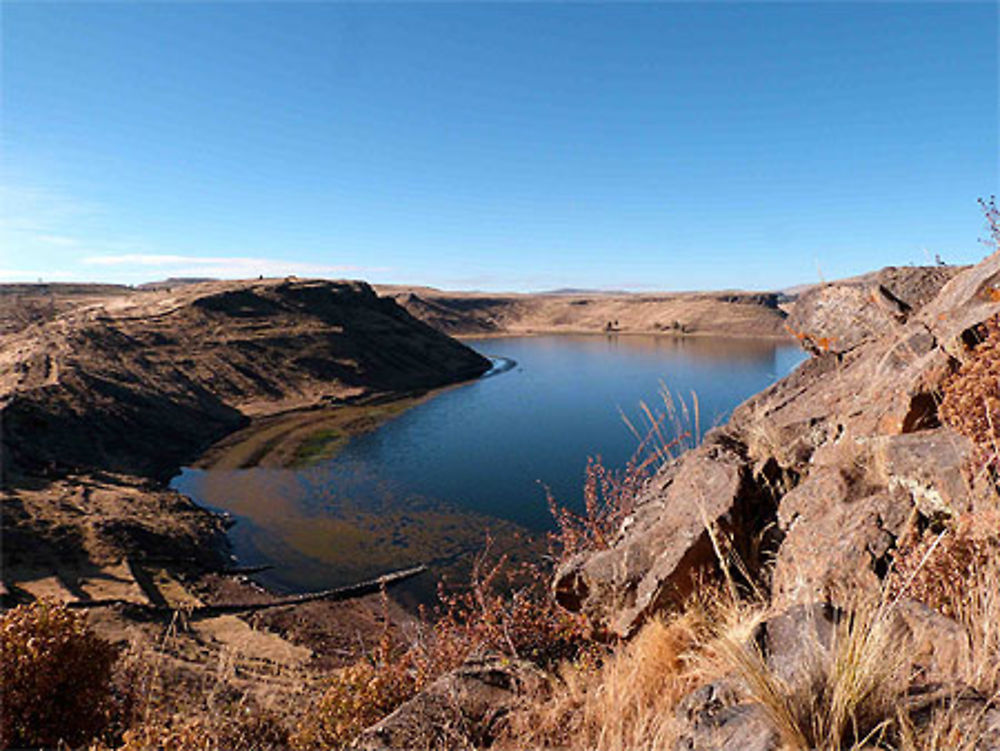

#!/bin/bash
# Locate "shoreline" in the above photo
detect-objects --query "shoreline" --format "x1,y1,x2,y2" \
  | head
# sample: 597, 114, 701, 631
454, 327, 796, 341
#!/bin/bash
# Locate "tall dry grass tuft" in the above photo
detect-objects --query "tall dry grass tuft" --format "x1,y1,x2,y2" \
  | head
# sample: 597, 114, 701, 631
504, 614, 700, 751
621, 381, 700, 469
693, 520, 1000, 751
548, 383, 700, 562
699, 587, 906, 750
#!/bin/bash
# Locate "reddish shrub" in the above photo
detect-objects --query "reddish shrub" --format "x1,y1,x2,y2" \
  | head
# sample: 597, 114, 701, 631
940, 314, 1000, 469
1, 601, 118, 749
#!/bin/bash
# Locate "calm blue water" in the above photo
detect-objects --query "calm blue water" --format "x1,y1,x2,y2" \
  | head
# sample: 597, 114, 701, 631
173, 335, 805, 593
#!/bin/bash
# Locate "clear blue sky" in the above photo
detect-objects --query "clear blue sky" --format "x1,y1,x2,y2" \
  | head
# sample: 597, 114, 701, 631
2, 2, 997, 291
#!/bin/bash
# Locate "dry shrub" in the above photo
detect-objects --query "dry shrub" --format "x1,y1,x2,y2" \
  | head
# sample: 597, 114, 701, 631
294, 539, 594, 750
433, 539, 592, 667
549, 385, 696, 561
895, 535, 1000, 751
291, 625, 424, 751
891, 512, 1000, 697
889, 512, 1000, 619
0, 601, 118, 749
940, 197, 1000, 471
547, 456, 653, 558
114, 705, 288, 751
940, 314, 1000, 469
979, 194, 999, 250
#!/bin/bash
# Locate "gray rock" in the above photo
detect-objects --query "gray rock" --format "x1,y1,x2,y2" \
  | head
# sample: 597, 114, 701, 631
674, 681, 778, 751
352, 651, 551, 750
554, 253, 1000, 636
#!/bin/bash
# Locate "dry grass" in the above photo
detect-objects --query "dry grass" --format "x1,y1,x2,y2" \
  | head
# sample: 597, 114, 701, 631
76, 613, 300, 751
503, 614, 700, 751
707, 596, 905, 750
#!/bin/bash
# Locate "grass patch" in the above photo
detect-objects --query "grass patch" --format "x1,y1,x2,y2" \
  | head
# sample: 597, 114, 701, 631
290, 428, 346, 467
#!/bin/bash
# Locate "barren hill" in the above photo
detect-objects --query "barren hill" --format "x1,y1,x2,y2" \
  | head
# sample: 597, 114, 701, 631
375, 286, 791, 338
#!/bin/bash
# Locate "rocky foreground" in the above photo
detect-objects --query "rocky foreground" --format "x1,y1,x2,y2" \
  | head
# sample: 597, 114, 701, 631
553, 262, 980, 635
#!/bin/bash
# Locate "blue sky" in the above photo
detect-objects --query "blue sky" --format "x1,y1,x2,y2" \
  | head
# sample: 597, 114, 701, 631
2, 2, 997, 291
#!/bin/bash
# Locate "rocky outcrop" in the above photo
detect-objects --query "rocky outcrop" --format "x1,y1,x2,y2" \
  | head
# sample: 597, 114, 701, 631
784, 265, 963, 354
553, 259, 1000, 636
554, 434, 776, 637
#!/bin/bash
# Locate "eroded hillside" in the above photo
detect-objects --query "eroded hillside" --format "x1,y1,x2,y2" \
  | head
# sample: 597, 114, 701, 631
1, 278, 491, 480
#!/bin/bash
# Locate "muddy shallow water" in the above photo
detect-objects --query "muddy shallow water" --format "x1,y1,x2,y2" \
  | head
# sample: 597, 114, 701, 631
172, 335, 805, 600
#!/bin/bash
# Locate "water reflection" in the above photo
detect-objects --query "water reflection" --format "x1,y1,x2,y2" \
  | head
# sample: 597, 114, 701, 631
173, 334, 805, 595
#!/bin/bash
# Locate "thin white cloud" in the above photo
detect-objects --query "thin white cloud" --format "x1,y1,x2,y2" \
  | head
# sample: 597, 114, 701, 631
34, 234, 80, 247
0, 268, 81, 281
81, 253, 389, 279
0, 185, 102, 234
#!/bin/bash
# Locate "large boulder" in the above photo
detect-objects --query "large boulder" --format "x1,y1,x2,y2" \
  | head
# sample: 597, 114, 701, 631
553, 433, 775, 637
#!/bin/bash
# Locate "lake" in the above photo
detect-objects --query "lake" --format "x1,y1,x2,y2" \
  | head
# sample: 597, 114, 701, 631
172, 334, 805, 597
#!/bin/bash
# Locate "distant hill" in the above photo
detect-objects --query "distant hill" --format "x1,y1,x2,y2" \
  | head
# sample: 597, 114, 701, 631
137, 277, 218, 290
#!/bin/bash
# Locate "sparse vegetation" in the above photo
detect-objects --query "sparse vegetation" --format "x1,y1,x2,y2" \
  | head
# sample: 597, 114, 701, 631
290, 427, 346, 466
503, 614, 699, 750
291, 630, 423, 750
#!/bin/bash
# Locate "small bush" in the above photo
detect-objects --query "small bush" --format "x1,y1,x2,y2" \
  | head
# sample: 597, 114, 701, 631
294, 540, 594, 750
547, 456, 652, 559
433, 540, 593, 667
116, 705, 289, 751
291, 636, 421, 751
1, 601, 118, 749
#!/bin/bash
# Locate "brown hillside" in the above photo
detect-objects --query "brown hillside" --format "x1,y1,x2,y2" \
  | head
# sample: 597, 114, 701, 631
375, 286, 791, 338
1, 278, 491, 482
